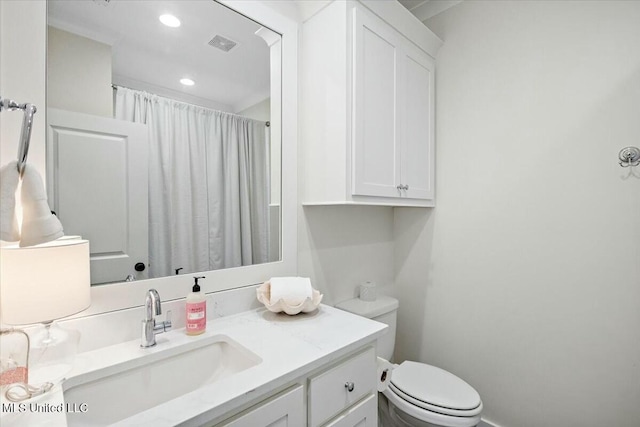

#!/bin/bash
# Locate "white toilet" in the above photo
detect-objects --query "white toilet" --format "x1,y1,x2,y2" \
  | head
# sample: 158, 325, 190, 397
336, 296, 483, 427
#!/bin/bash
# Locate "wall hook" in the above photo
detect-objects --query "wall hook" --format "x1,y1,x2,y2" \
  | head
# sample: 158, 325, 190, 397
618, 146, 640, 167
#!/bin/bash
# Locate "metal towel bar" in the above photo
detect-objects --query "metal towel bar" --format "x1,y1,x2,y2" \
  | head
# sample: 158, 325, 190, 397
0, 96, 37, 176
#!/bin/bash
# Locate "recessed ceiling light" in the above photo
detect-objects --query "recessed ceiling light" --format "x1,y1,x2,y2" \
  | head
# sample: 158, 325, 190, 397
180, 78, 195, 86
159, 14, 180, 28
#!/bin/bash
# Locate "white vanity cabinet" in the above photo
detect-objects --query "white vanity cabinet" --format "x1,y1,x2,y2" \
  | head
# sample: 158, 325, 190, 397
214, 347, 378, 427
49, 305, 386, 427
217, 385, 305, 427
301, 0, 442, 207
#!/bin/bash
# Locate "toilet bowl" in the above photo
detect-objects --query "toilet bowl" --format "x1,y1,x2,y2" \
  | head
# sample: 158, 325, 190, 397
336, 296, 482, 427
384, 361, 482, 427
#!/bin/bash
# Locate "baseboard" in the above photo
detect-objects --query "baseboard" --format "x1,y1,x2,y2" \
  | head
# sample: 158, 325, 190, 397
478, 419, 501, 427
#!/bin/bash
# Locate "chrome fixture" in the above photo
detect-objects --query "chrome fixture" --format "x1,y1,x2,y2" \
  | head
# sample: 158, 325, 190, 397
618, 146, 640, 167
141, 289, 171, 348
0, 96, 37, 176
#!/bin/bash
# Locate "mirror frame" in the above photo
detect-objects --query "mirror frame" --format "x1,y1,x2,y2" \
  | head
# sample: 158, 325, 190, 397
64, 0, 298, 317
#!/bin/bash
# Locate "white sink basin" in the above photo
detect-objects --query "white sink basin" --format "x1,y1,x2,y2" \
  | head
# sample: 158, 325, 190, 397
63, 334, 261, 426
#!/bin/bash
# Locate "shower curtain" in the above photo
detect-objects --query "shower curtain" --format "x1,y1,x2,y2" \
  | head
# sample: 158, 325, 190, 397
114, 86, 269, 278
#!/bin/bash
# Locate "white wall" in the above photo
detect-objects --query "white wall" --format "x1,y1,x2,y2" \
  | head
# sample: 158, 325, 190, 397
0, 0, 46, 175
298, 205, 395, 306
262, 0, 331, 23
394, 1, 640, 427
237, 98, 270, 122
48, 27, 113, 117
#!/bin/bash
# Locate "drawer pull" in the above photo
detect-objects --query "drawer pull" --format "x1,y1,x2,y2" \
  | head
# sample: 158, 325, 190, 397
344, 382, 355, 392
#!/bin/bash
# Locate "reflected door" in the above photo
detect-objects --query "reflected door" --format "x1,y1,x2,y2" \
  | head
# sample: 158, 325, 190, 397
47, 108, 148, 284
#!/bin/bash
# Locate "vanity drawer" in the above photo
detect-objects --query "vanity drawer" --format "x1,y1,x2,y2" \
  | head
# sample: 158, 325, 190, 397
323, 393, 377, 427
308, 347, 376, 427
217, 385, 304, 427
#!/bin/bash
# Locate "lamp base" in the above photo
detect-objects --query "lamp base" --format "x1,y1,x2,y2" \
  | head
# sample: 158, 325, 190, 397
0, 329, 30, 386
28, 322, 80, 386
3, 381, 53, 402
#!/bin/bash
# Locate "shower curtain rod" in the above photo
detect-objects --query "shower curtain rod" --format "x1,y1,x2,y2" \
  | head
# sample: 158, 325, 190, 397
111, 84, 271, 127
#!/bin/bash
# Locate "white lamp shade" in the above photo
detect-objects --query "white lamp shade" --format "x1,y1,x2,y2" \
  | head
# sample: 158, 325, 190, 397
1, 239, 90, 325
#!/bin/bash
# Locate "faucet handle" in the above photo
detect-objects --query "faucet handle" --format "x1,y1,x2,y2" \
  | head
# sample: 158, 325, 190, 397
153, 310, 172, 334
164, 310, 172, 332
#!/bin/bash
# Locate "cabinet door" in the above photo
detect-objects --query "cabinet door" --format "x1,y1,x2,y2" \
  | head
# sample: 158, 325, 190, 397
352, 7, 401, 198
324, 394, 377, 427
219, 385, 304, 427
308, 348, 376, 427
398, 43, 435, 200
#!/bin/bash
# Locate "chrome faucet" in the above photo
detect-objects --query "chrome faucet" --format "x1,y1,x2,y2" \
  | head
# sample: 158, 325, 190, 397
141, 289, 172, 348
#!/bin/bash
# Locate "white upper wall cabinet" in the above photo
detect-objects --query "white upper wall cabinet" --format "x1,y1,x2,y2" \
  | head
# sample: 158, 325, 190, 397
400, 40, 435, 200
352, 7, 401, 199
301, 0, 441, 207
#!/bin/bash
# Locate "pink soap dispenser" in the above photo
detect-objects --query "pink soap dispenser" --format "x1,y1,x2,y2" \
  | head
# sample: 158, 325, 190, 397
186, 276, 206, 336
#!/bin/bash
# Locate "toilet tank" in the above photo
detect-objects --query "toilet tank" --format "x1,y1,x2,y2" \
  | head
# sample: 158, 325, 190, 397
335, 296, 399, 361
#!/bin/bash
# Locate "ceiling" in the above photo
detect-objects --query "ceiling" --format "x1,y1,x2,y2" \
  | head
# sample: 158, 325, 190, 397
46, 0, 459, 113
398, 0, 463, 22
398, 0, 429, 12
48, 0, 275, 113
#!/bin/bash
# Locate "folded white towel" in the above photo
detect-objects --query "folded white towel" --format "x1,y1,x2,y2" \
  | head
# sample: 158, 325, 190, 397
0, 161, 20, 241
19, 164, 63, 247
270, 277, 313, 306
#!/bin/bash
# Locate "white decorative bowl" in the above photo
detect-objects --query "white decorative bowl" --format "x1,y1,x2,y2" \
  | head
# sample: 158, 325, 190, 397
256, 281, 323, 315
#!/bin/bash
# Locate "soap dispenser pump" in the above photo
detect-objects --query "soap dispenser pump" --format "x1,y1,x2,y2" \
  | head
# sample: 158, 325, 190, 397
186, 276, 206, 335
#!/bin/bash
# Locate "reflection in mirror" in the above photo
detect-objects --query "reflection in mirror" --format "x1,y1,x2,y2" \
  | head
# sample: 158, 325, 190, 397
46, 0, 282, 285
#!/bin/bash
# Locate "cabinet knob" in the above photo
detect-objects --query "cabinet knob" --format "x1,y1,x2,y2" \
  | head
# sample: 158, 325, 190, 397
344, 382, 355, 392
404, 184, 409, 191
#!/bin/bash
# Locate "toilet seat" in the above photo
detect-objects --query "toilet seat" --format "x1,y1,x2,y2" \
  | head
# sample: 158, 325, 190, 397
383, 361, 482, 427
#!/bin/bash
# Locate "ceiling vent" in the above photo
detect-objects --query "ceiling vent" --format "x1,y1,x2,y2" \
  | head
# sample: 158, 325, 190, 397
208, 35, 238, 53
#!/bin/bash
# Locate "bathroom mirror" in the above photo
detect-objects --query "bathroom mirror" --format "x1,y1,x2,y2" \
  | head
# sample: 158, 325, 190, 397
45, 0, 297, 313
47, 0, 286, 286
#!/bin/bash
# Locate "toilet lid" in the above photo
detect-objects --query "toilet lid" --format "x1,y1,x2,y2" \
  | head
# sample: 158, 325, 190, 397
390, 362, 481, 413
